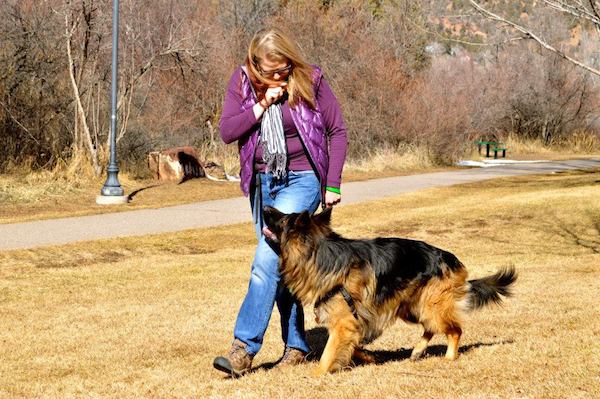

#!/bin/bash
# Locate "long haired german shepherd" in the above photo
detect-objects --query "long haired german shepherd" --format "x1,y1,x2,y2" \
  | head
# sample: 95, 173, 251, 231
263, 206, 517, 376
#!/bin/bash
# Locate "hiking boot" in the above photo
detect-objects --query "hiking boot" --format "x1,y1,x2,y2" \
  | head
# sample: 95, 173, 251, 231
276, 346, 307, 368
213, 339, 254, 377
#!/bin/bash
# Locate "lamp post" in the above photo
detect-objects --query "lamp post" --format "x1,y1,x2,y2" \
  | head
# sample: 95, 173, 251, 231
97, 0, 128, 205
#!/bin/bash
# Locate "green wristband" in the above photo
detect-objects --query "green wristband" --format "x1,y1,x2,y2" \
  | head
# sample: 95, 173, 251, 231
325, 186, 341, 194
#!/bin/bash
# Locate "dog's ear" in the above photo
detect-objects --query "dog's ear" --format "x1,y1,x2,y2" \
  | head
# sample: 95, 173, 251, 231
294, 210, 311, 229
314, 206, 332, 225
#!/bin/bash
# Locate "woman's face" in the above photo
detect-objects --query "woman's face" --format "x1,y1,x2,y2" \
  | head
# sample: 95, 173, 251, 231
256, 55, 292, 82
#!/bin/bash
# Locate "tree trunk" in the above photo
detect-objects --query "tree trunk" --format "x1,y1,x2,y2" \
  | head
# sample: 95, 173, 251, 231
65, 13, 101, 175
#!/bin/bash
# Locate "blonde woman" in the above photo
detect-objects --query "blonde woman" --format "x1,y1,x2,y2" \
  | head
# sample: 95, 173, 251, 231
213, 28, 348, 376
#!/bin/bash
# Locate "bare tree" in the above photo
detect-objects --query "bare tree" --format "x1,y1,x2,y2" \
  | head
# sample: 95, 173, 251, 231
469, 0, 600, 76
56, 0, 209, 173
62, 0, 104, 174
116, 1, 205, 143
0, 0, 73, 169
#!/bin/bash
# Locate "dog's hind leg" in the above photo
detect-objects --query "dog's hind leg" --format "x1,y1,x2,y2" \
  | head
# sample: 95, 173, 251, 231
444, 326, 462, 360
312, 318, 360, 376
410, 330, 434, 361
352, 347, 375, 364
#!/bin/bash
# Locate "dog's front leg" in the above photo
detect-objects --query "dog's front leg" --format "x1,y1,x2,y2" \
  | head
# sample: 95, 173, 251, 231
312, 318, 359, 376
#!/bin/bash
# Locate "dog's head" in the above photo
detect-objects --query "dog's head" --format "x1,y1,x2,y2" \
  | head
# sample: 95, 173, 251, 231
263, 206, 333, 244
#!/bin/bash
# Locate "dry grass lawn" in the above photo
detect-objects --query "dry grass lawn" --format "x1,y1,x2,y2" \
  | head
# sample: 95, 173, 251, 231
0, 165, 455, 224
1, 170, 599, 398
0, 173, 243, 224
2, 143, 595, 224
0, 157, 581, 225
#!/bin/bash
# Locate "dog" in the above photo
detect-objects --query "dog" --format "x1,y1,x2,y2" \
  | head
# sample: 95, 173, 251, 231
262, 205, 517, 376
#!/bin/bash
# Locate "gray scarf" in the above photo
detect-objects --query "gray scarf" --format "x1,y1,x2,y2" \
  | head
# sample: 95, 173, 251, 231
260, 102, 287, 179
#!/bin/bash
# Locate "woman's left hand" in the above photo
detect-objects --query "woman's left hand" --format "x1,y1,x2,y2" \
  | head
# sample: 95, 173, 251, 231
325, 191, 341, 207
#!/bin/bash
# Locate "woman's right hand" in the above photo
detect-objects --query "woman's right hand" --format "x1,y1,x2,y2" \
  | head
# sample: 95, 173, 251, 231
253, 83, 287, 120
263, 84, 286, 106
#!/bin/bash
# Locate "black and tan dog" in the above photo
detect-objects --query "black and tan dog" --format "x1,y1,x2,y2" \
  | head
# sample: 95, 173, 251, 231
263, 206, 517, 376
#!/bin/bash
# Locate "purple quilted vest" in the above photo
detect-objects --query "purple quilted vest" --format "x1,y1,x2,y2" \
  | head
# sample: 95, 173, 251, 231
237, 66, 329, 200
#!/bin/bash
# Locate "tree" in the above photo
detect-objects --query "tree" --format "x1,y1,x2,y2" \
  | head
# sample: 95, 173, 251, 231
58, 0, 208, 174
62, 0, 106, 175
469, 0, 600, 77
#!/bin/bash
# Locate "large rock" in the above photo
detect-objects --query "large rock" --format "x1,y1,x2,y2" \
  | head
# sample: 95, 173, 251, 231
148, 146, 205, 181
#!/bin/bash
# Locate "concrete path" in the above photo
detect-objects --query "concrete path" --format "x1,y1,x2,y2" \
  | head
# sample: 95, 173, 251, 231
1, 158, 598, 251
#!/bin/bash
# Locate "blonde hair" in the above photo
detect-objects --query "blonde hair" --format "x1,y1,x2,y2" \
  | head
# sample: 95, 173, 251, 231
246, 28, 315, 109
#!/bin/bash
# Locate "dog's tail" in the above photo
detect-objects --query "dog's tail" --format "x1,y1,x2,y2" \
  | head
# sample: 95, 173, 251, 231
466, 266, 517, 311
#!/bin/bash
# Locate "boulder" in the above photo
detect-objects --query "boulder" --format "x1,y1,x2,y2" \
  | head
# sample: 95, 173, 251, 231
148, 146, 205, 181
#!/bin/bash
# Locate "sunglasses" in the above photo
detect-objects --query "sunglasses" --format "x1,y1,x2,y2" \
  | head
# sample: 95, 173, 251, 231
255, 63, 292, 78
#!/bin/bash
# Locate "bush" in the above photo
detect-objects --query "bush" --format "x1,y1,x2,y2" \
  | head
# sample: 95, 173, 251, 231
491, 45, 599, 144
396, 56, 479, 164
1, 1, 599, 176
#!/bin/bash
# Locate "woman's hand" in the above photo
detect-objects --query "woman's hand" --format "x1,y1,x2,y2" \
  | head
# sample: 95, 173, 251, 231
253, 83, 287, 120
264, 84, 286, 106
325, 191, 341, 207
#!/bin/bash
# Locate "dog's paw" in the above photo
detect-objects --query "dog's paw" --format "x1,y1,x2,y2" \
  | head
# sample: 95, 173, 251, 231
409, 350, 425, 362
310, 366, 328, 377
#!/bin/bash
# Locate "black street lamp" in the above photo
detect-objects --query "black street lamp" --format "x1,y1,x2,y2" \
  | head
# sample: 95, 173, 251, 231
97, 0, 127, 205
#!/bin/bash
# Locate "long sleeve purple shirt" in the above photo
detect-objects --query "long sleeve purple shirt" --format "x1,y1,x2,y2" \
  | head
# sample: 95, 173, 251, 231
220, 68, 348, 188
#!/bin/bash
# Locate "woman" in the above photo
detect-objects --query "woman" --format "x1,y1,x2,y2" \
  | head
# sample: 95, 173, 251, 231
213, 27, 348, 377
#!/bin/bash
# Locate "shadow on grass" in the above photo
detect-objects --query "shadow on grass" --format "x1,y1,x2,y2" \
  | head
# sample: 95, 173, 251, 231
551, 213, 600, 255
127, 184, 161, 201
248, 326, 514, 376
304, 326, 513, 364
127, 177, 210, 201
371, 339, 514, 365
522, 212, 600, 256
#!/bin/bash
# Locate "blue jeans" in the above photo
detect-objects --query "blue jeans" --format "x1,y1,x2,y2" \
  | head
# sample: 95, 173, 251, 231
233, 171, 321, 355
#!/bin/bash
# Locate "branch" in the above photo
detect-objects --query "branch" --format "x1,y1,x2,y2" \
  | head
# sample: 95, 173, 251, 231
469, 0, 600, 77
543, 0, 600, 26
587, 0, 600, 36
0, 100, 41, 145
406, 15, 527, 47
589, 0, 600, 21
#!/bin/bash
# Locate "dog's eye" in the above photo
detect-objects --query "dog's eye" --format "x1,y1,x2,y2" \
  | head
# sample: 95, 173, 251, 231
280, 215, 296, 233
285, 215, 295, 225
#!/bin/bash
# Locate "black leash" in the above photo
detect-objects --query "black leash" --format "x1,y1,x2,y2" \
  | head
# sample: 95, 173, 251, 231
256, 173, 264, 232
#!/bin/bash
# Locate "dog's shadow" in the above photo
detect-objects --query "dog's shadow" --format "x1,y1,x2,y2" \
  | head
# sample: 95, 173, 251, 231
371, 339, 515, 365
247, 327, 514, 377
254, 327, 514, 372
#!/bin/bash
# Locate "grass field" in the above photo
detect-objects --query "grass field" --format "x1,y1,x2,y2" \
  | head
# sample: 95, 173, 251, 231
0, 165, 457, 224
0, 144, 594, 224
1, 169, 599, 398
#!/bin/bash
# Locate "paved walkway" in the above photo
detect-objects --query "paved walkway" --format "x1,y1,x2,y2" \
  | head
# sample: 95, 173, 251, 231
1, 158, 598, 250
